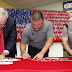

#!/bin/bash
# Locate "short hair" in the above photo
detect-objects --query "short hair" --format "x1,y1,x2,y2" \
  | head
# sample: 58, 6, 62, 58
0, 7, 8, 19
31, 11, 43, 21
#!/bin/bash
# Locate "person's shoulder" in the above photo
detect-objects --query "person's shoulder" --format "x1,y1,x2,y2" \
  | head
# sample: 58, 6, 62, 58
6, 17, 15, 26
6, 17, 15, 25
44, 20, 52, 24
67, 21, 72, 29
65, 21, 72, 28
23, 23, 31, 32
7, 16, 15, 22
43, 20, 52, 27
25, 23, 31, 29
68, 21, 72, 25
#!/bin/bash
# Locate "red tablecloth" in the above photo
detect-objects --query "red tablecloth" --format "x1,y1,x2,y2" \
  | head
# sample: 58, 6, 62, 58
0, 57, 72, 72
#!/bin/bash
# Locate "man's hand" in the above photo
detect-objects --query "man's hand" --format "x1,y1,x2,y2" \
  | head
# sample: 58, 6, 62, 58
22, 53, 31, 59
33, 52, 44, 60
0, 55, 5, 60
62, 37, 72, 56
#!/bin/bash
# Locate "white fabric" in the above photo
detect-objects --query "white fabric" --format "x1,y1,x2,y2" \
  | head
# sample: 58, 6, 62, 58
49, 43, 63, 57
4, 50, 9, 54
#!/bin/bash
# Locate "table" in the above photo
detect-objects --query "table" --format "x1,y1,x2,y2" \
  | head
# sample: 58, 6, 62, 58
0, 57, 72, 72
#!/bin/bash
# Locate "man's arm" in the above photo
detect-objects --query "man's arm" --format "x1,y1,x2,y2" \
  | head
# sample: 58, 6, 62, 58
62, 37, 72, 55
62, 24, 72, 55
20, 43, 26, 55
40, 37, 53, 55
5, 20, 17, 55
33, 37, 53, 59
20, 43, 30, 59
0, 19, 17, 59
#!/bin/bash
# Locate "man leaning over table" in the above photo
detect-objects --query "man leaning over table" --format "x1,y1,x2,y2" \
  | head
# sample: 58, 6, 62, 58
0, 7, 17, 59
20, 11, 53, 59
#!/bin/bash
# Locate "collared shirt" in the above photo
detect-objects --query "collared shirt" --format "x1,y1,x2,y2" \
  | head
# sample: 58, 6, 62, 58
2, 26, 9, 54
62, 21, 72, 50
21, 20, 53, 49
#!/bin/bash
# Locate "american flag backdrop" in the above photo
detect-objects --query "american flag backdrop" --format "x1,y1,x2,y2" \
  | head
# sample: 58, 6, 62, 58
6, 9, 31, 42
6, 9, 70, 42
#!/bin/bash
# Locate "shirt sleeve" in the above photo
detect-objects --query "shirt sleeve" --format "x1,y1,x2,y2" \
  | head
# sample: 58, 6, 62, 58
21, 28, 29, 44
47, 22, 54, 38
62, 26, 68, 38
4, 50, 9, 54
5, 18, 17, 53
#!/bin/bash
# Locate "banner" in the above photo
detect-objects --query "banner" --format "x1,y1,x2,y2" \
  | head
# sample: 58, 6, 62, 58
63, 1, 72, 20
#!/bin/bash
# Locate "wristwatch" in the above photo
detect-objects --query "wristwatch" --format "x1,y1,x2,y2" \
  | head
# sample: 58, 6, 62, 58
1, 53, 6, 57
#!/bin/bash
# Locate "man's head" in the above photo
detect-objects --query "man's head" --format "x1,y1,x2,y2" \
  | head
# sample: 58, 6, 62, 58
31, 11, 43, 31
0, 7, 8, 30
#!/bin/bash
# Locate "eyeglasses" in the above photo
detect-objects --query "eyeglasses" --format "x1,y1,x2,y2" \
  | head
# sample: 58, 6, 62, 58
0, 24, 5, 26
